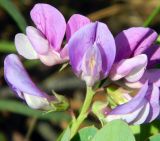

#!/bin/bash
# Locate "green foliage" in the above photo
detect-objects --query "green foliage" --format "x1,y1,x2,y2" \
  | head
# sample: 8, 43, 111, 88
92, 120, 135, 141
148, 134, 160, 141
0, 0, 27, 32
131, 120, 160, 141
72, 126, 98, 141
143, 5, 160, 27
0, 99, 70, 122
0, 41, 16, 53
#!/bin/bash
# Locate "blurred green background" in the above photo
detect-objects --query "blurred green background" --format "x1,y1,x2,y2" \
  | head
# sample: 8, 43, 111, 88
0, 0, 160, 141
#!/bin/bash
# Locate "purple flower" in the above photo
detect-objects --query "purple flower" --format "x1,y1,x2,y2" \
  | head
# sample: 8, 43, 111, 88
68, 22, 116, 86
103, 27, 160, 125
15, 3, 90, 66
110, 27, 159, 82
104, 82, 160, 125
4, 54, 57, 110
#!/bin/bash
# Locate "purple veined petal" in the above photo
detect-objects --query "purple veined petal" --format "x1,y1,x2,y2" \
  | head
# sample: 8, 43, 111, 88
4, 54, 54, 109
39, 50, 66, 66
68, 22, 116, 77
135, 69, 160, 87
106, 104, 144, 124
115, 27, 158, 61
125, 69, 160, 88
131, 103, 150, 125
110, 54, 147, 82
26, 26, 49, 55
4, 54, 48, 98
15, 33, 38, 59
81, 44, 102, 86
108, 81, 148, 115
95, 22, 116, 76
140, 69, 160, 87
145, 84, 160, 122
144, 45, 160, 68
30, 3, 66, 51
66, 14, 91, 42
68, 22, 98, 74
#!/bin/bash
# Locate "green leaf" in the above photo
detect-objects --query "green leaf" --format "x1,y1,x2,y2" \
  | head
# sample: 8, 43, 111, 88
148, 134, 160, 141
0, 99, 70, 122
0, 0, 27, 32
61, 127, 71, 141
0, 41, 16, 53
131, 120, 160, 141
92, 120, 135, 141
72, 126, 98, 141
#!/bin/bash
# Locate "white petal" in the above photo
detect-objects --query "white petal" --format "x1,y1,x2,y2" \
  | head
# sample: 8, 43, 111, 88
15, 33, 38, 59
23, 93, 49, 109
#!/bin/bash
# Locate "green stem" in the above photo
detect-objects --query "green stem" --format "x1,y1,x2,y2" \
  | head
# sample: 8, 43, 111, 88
143, 5, 160, 27
70, 87, 94, 138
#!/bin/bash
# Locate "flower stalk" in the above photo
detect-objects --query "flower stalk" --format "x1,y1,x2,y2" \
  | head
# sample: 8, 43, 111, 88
70, 86, 94, 138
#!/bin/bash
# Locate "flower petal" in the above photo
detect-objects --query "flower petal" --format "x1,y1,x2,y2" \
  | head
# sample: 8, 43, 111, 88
115, 27, 158, 61
68, 22, 116, 77
144, 45, 160, 68
106, 105, 144, 124
145, 84, 160, 122
66, 14, 91, 41
60, 44, 69, 60
26, 26, 49, 54
110, 54, 147, 82
127, 69, 160, 88
23, 93, 50, 109
68, 22, 97, 74
39, 50, 66, 66
81, 44, 102, 86
15, 33, 38, 59
4, 54, 47, 98
108, 81, 148, 115
95, 22, 116, 76
30, 3, 66, 51
131, 103, 150, 125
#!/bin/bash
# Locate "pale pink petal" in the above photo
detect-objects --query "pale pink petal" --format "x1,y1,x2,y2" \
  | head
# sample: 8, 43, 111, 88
30, 4, 66, 51
60, 44, 69, 60
66, 14, 91, 41
39, 50, 66, 66
26, 26, 49, 55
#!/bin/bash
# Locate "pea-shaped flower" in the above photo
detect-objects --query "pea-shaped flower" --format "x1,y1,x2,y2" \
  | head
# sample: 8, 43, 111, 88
15, 3, 90, 66
110, 27, 158, 82
68, 22, 116, 86
104, 82, 160, 125
4, 54, 68, 110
